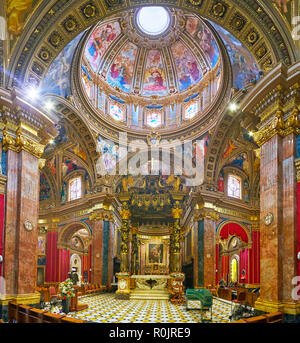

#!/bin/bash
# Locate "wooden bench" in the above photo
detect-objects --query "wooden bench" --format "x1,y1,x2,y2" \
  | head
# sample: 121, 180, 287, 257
28, 308, 47, 323
17, 305, 31, 323
61, 316, 86, 323
263, 312, 283, 323
43, 312, 66, 323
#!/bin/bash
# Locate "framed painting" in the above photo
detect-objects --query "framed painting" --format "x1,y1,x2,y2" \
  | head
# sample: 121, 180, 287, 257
148, 243, 164, 264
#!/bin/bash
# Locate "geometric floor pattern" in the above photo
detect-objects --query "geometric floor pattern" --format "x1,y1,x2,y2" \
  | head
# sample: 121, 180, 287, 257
66, 293, 233, 323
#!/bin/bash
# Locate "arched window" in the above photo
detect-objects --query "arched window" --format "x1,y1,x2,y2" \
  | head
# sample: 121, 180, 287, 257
109, 104, 124, 121
69, 177, 82, 201
185, 102, 198, 119
147, 112, 161, 127
227, 175, 241, 199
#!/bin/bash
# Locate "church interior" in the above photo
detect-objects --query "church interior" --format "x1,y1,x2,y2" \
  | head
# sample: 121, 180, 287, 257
0, 0, 300, 324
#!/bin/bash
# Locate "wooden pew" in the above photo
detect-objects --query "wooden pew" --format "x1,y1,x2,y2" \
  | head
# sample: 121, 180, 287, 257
28, 308, 47, 323
263, 312, 283, 323
17, 305, 31, 323
8, 301, 19, 322
43, 312, 66, 323
243, 315, 268, 323
61, 316, 86, 323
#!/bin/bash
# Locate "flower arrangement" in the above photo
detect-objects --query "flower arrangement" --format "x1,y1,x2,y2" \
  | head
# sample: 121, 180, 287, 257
58, 278, 75, 299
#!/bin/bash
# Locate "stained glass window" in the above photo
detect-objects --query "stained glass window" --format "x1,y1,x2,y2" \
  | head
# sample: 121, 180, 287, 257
69, 177, 82, 201
227, 175, 241, 199
185, 102, 198, 119
147, 112, 162, 127
109, 104, 124, 121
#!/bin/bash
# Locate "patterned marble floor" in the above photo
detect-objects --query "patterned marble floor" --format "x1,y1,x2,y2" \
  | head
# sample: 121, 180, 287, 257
66, 293, 233, 323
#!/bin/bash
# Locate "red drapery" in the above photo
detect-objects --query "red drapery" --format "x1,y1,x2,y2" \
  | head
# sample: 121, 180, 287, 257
219, 223, 248, 243
59, 249, 70, 282
215, 243, 219, 285
82, 245, 92, 283
0, 194, 4, 277
46, 232, 59, 282
297, 182, 300, 278
249, 231, 260, 284
239, 249, 249, 283
221, 255, 229, 283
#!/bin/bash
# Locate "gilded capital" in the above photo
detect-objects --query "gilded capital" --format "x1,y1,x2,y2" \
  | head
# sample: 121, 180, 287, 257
2, 129, 45, 158
194, 210, 219, 222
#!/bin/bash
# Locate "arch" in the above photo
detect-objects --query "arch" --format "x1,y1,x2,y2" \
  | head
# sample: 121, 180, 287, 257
8, 0, 295, 91
216, 220, 250, 244
57, 221, 92, 250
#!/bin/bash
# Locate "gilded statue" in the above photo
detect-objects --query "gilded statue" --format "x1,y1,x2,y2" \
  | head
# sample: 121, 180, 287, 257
121, 175, 133, 192
166, 174, 181, 192
7, 0, 33, 36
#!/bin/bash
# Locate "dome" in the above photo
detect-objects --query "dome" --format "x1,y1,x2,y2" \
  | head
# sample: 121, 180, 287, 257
79, 7, 223, 131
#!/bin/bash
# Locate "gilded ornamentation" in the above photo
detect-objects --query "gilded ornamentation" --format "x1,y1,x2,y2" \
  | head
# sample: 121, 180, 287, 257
39, 158, 46, 170
171, 201, 183, 219
48, 31, 63, 48
211, 2, 227, 18
82, 4, 97, 19
295, 158, 300, 182
194, 210, 219, 222
187, 0, 203, 6
120, 202, 131, 220
247, 31, 259, 45
166, 175, 181, 192
7, 0, 33, 35
253, 110, 300, 146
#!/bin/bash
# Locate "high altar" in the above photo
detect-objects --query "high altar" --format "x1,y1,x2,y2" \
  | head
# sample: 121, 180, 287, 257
115, 176, 185, 301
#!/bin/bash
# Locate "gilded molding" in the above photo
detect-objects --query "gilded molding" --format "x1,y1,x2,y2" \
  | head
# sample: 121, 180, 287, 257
295, 158, 300, 182
89, 209, 114, 222
39, 158, 46, 170
194, 210, 220, 222
2, 129, 45, 158
0, 174, 7, 194
253, 109, 300, 146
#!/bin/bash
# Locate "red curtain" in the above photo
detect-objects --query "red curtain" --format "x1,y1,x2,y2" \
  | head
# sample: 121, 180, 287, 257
82, 245, 92, 283
215, 243, 219, 285
46, 232, 59, 282
219, 223, 248, 243
221, 255, 229, 283
239, 249, 249, 283
0, 194, 4, 277
59, 249, 70, 282
249, 230, 260, 284
297, 182, 300, 278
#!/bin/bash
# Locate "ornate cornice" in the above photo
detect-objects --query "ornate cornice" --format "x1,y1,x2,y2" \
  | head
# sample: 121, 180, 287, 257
194, 209, 220, 222
89, 209, 114, 222
253, 108, 300, 146
2, 129, 45, 158
295, 158, 300, 183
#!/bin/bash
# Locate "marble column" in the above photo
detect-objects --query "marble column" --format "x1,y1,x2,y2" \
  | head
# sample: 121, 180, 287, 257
0, 126, 45, 315
253, 108, 300, 317
89, 210, 114, 286
194, 210, 219, 288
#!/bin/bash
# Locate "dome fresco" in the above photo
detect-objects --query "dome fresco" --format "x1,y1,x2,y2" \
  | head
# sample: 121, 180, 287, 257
41, 6, 261, 132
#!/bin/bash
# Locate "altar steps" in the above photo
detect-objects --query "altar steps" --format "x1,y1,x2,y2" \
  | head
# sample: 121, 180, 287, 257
130, 289, 170, 301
